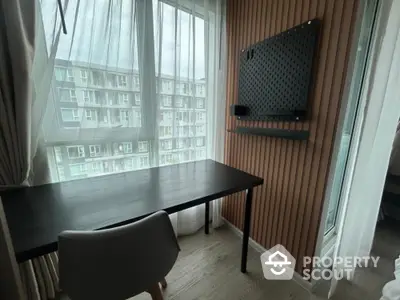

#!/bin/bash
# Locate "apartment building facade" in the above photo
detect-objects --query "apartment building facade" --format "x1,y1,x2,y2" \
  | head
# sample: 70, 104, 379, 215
45, 59, 207, 182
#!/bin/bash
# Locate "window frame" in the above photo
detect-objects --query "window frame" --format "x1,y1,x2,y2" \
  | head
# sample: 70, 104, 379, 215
118, 75, 127, 87
134, 93, 141, 105
80, 69, 88, 83
69, 163, 88, 176
138, 141, 148, 152
122, 142, 133, 154
89, 145, 101, 157
85, 109, 96, 121
67, 145, 85, 159
66, 69, 74, 81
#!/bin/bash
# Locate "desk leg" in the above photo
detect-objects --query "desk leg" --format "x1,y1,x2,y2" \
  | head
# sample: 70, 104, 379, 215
205, 201, 210, 234
241, 188, 253, 273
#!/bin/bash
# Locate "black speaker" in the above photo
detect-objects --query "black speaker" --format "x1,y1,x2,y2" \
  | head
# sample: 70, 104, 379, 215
230, 105, 249, 117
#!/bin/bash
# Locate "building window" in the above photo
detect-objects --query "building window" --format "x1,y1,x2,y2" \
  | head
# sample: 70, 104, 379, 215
160, 126, 173, 137
54, 147, 63, 163
83, 90, 91, 103
134, 93, 140, 105
59, 88, 77, 102
160, 153, 173, 165
107, 74, 117, 87
160, 111, 173, 124
139, 156, 149, 168
83, 90, 100, 104
138, 141, 148, 152
85, 109, 97, 121
99, 109, 109, 123
55, 67, 66, 81
118, 93, 129, 104
162, 79, 173, 92
133, 110, 141, 127
196, 137, 204, 147
117, 75, 127, 87
80, 70, 88, 83
67, 69, 74, 81
67, 146, 85, 159
89, 145, 101, 157
161, 139, 172, 150
57, 166, 66, 181
177, 139, 185, 149
122, 142, 132, 154
177, 126, 188, 136
196, 112, 205, 122
196, 98, 204, 109
196, 125, 205, 136
61, 108, 79, 122
124, 158, 135, 170
92, 70, 104, 86
70, 163, 88, 176
91, 162, 102, 173
180, 83, 190, 95
55, 67, 74, 82
120, 110, 129, 122
175, 97, 184, 107
196, 84, 205, 96
162, 95, 172, 107
196, 149, 206, 160
108, 92, 118, 105
176, 111, 189, 123
133, 76, 140, 89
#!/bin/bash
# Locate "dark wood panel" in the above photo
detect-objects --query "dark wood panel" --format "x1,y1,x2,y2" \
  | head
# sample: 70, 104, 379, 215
222, 0, 359, 272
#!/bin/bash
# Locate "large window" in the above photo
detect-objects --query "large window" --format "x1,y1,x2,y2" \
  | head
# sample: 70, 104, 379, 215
42, 0, 212, 182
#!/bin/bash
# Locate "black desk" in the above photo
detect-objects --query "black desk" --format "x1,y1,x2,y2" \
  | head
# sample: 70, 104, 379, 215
1, 160, 263, 272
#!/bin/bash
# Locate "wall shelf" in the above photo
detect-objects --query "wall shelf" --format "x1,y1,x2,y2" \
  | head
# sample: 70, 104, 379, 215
228, 127, 309, 140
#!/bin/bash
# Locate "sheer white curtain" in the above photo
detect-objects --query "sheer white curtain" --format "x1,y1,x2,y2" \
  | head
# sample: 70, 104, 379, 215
38, 0, 226, 234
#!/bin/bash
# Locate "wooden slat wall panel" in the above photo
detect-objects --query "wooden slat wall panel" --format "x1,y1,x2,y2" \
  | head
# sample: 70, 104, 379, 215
222, 0, 359, 272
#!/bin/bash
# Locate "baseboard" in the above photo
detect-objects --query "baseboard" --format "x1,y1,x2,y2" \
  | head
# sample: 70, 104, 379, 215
222, 218, 313, 292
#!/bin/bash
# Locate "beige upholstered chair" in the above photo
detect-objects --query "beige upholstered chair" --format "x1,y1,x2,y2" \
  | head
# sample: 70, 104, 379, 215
58, 211, 180, 300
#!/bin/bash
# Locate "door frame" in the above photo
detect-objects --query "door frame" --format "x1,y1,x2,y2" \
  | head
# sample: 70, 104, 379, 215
313, 0, 382, 264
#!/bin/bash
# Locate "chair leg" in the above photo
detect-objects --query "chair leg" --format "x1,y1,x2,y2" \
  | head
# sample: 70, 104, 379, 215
160, 278, 167, 289
147, 283, 164, 300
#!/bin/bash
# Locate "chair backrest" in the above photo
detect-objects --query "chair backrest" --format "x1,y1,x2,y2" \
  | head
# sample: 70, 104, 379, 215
58, 211, 180, 300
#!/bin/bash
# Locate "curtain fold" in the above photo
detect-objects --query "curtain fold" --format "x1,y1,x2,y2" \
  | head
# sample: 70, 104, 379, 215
1, 0, 227, 299
0, 0, 35, 187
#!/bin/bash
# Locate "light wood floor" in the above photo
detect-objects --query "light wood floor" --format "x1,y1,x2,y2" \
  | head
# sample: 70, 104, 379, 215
130, 223, 398, 300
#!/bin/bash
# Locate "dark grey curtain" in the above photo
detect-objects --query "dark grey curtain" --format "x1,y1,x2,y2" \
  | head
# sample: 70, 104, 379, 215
0, 0, 36, 299
0, 0, 36, 188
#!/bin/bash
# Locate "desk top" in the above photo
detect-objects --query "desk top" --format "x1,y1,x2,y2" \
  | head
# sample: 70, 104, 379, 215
1, 160, 263, 262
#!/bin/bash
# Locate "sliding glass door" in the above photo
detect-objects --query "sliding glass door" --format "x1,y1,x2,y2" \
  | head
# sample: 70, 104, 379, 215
324, 0, 380, 235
